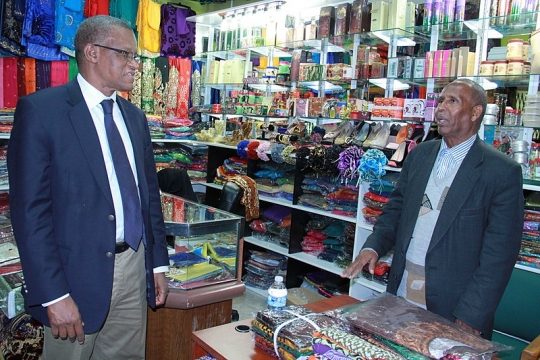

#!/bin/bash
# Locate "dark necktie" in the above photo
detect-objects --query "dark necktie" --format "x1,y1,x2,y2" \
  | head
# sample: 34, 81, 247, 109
101, 99, 142, 251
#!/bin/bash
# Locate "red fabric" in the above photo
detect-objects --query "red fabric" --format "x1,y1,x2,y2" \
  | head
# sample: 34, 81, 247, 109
50, 61, 69, 88
170, 58, 191, 119
24, 58, 36, 94
3, 58, 19, 108
84, 0, 110, 17
17, 58, 26, 98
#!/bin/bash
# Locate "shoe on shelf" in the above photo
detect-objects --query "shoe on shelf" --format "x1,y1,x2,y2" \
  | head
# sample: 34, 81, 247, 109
323, 120, 352, 142
370, 122, 391, 149
388, 140, 409, 168
334, 121, 356, 145
363, 122, 382, 148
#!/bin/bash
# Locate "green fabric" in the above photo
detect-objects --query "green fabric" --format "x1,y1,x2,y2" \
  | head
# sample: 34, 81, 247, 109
492, 331, 528, 360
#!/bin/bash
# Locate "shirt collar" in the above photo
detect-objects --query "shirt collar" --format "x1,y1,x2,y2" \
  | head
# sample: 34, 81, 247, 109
440, 134, 477, 162
77, 74, 117, 109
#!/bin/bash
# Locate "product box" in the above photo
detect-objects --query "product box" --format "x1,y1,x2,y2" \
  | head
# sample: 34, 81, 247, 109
405, 1, 416, 27
318, 6, 336, 38
335, 3, 351, 36
387, 0, 406, 29
294, 98, 309, 117
290, 50, 309, 81
349, 0, 363, 33
286, 287, 325, 306
403, 98, 426, 120
299, 64, 326, 81
387, 57, 399, 78
327, 63, 353, 80
413, 57, 426, 78
308, 97, 325, 117
370, 0, 388, 31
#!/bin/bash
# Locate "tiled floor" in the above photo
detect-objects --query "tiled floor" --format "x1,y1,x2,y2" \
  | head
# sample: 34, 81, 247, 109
231, 286, 268, 321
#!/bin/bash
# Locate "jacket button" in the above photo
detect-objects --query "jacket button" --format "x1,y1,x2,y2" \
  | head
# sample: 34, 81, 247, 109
106, 252, 113, 257
108, 215, 115, 221
393, 275, 398, 279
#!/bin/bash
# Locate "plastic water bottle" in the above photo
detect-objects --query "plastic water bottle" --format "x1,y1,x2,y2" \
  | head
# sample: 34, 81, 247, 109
267, 276, 287, 311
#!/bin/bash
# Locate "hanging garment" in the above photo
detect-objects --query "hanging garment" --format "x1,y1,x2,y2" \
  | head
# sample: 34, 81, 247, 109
84, 0, 110, 17
160, 5, 196, 58
24, 56, 36, 94
3, 58, 18, 108
153, 57, 169, 117
55, 0, 87, 51
109, 0, 138, 29
166, 58, 179, 116
50, 60, 69, 88
141, 57, 156, 114
35, 60, 51, 91
1, 0, 25, 56
170, 58, 191, 119
136, 0, 161, 54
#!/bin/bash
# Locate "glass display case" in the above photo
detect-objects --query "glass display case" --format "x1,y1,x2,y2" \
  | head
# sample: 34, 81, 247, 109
161, 192, 244, 291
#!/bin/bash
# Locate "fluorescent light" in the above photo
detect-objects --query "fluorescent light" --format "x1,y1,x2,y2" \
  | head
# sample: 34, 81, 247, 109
369, 78, 410, 90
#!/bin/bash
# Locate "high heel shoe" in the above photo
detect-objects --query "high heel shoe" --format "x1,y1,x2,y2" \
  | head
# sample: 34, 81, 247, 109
362, 122, 382, 148
334, 121, 355, 145
388, 140, 410, 168
370, 122, 391, 149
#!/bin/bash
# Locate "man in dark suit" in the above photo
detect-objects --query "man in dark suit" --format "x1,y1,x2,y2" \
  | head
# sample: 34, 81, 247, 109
7, 16, 169, 359
343, 79, 523, 339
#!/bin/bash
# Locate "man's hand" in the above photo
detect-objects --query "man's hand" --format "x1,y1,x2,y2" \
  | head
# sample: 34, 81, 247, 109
154, 272, 169, 306
46, 296, 85, 344
341, 249, 379, 279
455, 318, 482, 336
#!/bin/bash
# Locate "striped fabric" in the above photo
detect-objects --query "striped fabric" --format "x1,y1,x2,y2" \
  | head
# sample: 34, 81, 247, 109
436, 135, 476, 179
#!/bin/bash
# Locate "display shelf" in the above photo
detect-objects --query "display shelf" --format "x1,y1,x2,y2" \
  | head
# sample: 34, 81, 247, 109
515, 264, 540, 274
403, 75, 539, 89
0, 134, 10, 140
0, 185, 9, 191
248, 46, 292, 58
357, 222, 374, 232
523, 179, 540, 192
248, 83, 289, 92
201, 83, 244, 90
244, 236, 289, 256
206, 50, 245, 60
353, 276, 387, 293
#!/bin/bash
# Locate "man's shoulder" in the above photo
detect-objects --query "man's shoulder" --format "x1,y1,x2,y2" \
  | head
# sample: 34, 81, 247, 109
19, 82, 73, 104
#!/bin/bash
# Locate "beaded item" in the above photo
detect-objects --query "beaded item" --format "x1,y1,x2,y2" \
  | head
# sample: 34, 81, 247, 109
227, 175, 259, 221
338, 146, 364, 182
246, 141, 260, 160
324, 145, 343, 176
309, 145, 326, 173
357, 148, 387, 186
141, 57, 156, 114
282, 145, 297, 165
295, 147, 311, 170
271, 144, 286, 164
237, 140, 250, 158
257, 141, 271, 161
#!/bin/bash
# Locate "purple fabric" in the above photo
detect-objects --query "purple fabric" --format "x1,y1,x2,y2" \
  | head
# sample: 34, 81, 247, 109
35, 60, 51, 91
312, 343, 352, 360
160, 5, 196, 58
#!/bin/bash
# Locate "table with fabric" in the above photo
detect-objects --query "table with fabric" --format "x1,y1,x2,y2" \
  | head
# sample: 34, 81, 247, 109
190, 295, 359, 360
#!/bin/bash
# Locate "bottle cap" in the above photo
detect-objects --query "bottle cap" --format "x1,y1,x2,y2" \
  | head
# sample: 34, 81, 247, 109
275, 275, 283, 282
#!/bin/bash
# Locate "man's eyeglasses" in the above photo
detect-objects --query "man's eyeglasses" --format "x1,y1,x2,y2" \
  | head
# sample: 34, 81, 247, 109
93, 44, 141, 64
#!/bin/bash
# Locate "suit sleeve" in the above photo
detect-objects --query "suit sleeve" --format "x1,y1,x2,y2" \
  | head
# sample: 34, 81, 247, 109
7, 96, 71, 306
140, 114, 169, 269
453, 157, 523, 334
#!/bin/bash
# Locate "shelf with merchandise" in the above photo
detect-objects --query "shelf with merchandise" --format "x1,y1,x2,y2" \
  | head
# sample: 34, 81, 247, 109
401, 74, 538, 89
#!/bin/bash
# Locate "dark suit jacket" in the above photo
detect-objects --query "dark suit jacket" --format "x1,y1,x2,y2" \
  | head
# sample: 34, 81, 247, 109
363, 137, 523, 337
7, 79, 170, 333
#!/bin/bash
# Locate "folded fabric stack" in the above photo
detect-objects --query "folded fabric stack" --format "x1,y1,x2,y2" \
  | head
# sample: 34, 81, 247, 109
186, 154, 208, 182
343, 294, 507, 359
253, 162, 295, 199
251, 305, 352, 359
520, 210, 540, 268
147, 114, 164, 139
163, 118, 196, 140
243, 250, 287, 290
166, 251, 223, 290
361, 173, 399, 225
302, 220, 347, 263
326, 187, 359, 217
214, 157, 248, 185
298, 175, 340, 212
250, 205, 292, 248
302, 271, 349, 298
0, 144, 8, 187
153, 145, 193, 171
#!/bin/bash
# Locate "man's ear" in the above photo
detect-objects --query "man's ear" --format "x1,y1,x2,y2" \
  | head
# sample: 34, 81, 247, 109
84, 44, 98, 64
471, 104, 483, 123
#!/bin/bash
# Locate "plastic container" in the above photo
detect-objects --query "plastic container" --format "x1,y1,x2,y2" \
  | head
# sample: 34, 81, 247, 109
479, 61, 495, 76
267, 276, 287, 310
486, 103, 499, 115
507, 59, 524, 75
506, 39, 524, 60
483, 114, 498, 125
494, 60, 508, 75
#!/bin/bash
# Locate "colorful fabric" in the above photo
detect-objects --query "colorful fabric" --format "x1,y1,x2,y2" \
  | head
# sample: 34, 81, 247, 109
55, 0, 86, 51
160, 5, 196, 58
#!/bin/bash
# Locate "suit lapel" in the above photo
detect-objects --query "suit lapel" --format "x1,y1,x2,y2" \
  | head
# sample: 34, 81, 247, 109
67, 80, 114, 207
428, 138, 484, 252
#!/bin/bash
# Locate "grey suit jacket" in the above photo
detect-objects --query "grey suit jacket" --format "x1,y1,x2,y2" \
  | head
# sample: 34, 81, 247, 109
8, 79, 169, 333
363, 137, 523, 337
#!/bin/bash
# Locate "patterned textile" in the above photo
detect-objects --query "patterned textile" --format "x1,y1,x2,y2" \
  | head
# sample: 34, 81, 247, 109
3, 58, 18, 108
170, 57, 190, 119
24, 57, 36, 94
0, 312, 44, 360
141, 57, 155, 114
153, 57, 169, 117
50, 60, 69, 88
35, 60, 50, 91
313, 328, 403, 360
344, 295, 502, 359
160, 5, 196, 58
84, 0, 109, 17
55, 0, 86, 51
1, 0, 25, 56
226, 175, 259, 221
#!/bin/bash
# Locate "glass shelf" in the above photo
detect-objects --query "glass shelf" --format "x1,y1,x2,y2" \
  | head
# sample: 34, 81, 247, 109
202, 83, 244, 90
206, 50, 246, 60
402, 74, 540, 89
409, 11, 539, 41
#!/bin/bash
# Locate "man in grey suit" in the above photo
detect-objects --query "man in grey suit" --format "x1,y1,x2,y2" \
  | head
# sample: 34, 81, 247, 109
343, 79, 523, 339
8, 16, 169, 359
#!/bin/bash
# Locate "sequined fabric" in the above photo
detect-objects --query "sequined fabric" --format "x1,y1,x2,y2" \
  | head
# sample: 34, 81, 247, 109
55, 0, 86, 51
141, 57, 155, 114
129, 67, 142, 109
170, 57, 190, 118
1, 0, 25, 56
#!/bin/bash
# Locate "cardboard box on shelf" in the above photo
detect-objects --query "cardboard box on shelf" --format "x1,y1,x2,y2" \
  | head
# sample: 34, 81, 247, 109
286, 287, 326, 306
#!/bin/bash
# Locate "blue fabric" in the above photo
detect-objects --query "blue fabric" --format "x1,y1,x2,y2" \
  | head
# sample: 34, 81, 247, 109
55, 0, 87, 50
102, 99, 143, 251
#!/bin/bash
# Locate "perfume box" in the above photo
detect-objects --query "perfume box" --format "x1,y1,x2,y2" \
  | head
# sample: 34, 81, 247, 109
318, 6, 336, 38
290, 50, 309, 81
294, 99, 309, 117
414, 58, 426, 78
327, 63, 353, 80
371, 0, 388, 31
387, 0, 407, 29
308, 98, 325, 117
403, 99, 426, 120
335, 3, 351, 36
